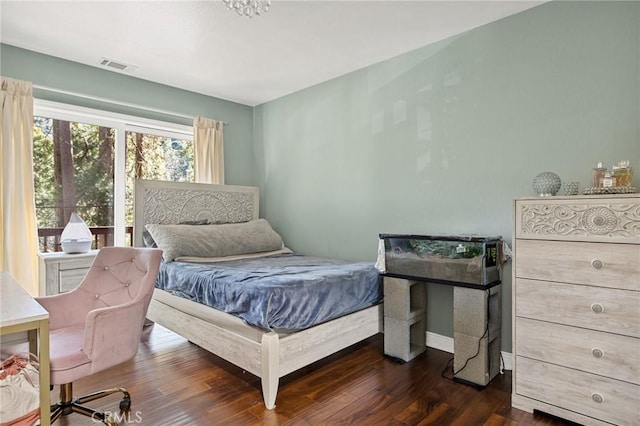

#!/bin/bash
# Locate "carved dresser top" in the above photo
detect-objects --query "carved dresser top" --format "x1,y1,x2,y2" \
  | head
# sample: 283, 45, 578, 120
514, 194, 640, 244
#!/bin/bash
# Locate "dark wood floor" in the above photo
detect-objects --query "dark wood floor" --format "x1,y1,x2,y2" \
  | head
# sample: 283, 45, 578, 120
17, 324, 573, 425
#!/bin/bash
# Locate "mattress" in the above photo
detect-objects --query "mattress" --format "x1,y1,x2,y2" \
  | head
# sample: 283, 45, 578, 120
155, 253, 382, 332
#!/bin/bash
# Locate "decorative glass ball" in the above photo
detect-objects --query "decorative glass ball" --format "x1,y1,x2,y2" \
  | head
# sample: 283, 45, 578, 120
532, 172, 562, 197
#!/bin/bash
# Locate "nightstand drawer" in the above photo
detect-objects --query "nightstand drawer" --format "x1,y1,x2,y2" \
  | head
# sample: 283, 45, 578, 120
515, 279, 639, 337
516, 317, 640, 384
515, 239, 640, 291
39, 250, 98, 295
516, 356, 640, 426
59, 268, 89, 292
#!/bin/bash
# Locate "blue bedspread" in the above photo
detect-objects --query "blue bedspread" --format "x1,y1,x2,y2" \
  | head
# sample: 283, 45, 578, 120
156, 254, 382, 332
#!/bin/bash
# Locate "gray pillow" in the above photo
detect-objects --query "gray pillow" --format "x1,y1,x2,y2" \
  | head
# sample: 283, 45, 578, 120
145, 219, 284, 262
141, 229, 157, 248
142, 219, 211, 248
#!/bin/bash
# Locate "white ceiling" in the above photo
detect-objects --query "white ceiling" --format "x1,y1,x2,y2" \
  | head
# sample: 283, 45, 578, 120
1, 1, 545, 106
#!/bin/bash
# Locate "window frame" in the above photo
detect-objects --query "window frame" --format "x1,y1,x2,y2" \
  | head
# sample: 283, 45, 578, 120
34, 99, 193, 246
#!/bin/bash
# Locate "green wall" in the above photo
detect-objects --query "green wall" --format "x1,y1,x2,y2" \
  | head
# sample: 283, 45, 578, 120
0, 43, 255, 186
253, 1, 640, 350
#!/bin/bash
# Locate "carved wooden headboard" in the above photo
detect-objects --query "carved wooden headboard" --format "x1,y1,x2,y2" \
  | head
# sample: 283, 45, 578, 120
133, 179, 259, 247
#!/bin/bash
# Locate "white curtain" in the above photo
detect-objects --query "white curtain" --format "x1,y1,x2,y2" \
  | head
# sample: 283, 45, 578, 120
193, 116, 224, 184
1, 77, 39, 295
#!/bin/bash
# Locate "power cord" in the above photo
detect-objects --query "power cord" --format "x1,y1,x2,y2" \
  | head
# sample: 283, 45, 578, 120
453, 322, 489, 377
441, 288, 493, 382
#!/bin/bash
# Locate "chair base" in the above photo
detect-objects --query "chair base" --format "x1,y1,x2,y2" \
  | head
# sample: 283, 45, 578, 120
50, 383, 131, 426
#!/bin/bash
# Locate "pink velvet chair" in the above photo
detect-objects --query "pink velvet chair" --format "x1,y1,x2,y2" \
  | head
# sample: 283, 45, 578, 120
36, 246, 163, 425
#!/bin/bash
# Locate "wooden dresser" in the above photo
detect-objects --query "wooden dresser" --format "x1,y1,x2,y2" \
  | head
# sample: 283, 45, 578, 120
512, 194, 639, 426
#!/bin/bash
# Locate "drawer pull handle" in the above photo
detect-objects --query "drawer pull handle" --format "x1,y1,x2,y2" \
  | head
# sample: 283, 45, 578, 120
591, 348, 604, 358
591, 393, 604, 404
591, 303, 605, 314
591, 259, 604, 269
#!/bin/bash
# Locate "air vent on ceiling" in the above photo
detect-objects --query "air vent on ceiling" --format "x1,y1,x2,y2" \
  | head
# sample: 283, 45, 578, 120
98, 57, 137, 73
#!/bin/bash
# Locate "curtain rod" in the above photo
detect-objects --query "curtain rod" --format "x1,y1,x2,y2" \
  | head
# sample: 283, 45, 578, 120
33, 84, 227, 125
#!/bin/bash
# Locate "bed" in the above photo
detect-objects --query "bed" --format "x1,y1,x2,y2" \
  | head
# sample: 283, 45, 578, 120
133, 179, 383, 409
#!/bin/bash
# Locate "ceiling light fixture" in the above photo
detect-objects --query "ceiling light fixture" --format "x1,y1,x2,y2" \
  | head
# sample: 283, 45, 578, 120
222, 0, 271, 18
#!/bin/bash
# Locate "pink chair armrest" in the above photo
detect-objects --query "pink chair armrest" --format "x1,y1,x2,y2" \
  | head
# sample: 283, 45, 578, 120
36, 290, 93, 330
83, 300, 148, 373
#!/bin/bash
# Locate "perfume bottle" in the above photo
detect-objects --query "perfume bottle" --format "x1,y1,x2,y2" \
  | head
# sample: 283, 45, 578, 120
612, 166, 622, 187
592, 162, 607, 188
613, 160, 634, 187
601, 172, 615, 188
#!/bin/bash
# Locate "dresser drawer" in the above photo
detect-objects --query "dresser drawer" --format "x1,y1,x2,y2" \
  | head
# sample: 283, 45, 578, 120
516, 317, 640, 384
515, 279, 639, 338
515, 196, 640, 244
515, 239, 640, 291
516, 356, 640, 426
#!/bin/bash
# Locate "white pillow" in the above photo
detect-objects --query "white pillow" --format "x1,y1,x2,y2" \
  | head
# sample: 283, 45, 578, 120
145, 219, 284, 262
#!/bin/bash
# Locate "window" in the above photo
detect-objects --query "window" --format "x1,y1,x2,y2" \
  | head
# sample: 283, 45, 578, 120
124, 129, 194, 227
33, 100, 193, 252
33, 117, 116, 251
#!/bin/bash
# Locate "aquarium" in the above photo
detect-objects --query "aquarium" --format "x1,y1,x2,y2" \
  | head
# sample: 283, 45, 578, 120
379, 234, 502, 287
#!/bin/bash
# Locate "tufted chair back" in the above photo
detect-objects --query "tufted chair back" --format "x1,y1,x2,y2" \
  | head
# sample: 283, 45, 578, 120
36, 247, 163, 385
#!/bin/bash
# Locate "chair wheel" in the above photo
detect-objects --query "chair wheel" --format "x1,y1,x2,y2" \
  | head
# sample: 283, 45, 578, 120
119, 397, 131, 411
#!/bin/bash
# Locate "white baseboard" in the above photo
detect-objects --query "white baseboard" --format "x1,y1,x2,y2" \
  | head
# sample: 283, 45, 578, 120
426, 331, 454, 353
425, 331, 512, 371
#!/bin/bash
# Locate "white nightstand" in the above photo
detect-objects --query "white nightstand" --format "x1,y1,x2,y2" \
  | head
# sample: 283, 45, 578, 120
38, 250, 98, 295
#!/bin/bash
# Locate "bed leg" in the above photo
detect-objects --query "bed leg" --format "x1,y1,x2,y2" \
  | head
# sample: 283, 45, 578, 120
260, 332, 280, 410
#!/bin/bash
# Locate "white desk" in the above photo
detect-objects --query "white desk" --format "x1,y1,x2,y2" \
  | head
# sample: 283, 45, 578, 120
0, 272, 51, 426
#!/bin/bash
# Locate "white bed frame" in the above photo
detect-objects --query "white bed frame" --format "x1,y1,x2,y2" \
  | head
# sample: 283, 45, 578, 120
134, 179, 382, 409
